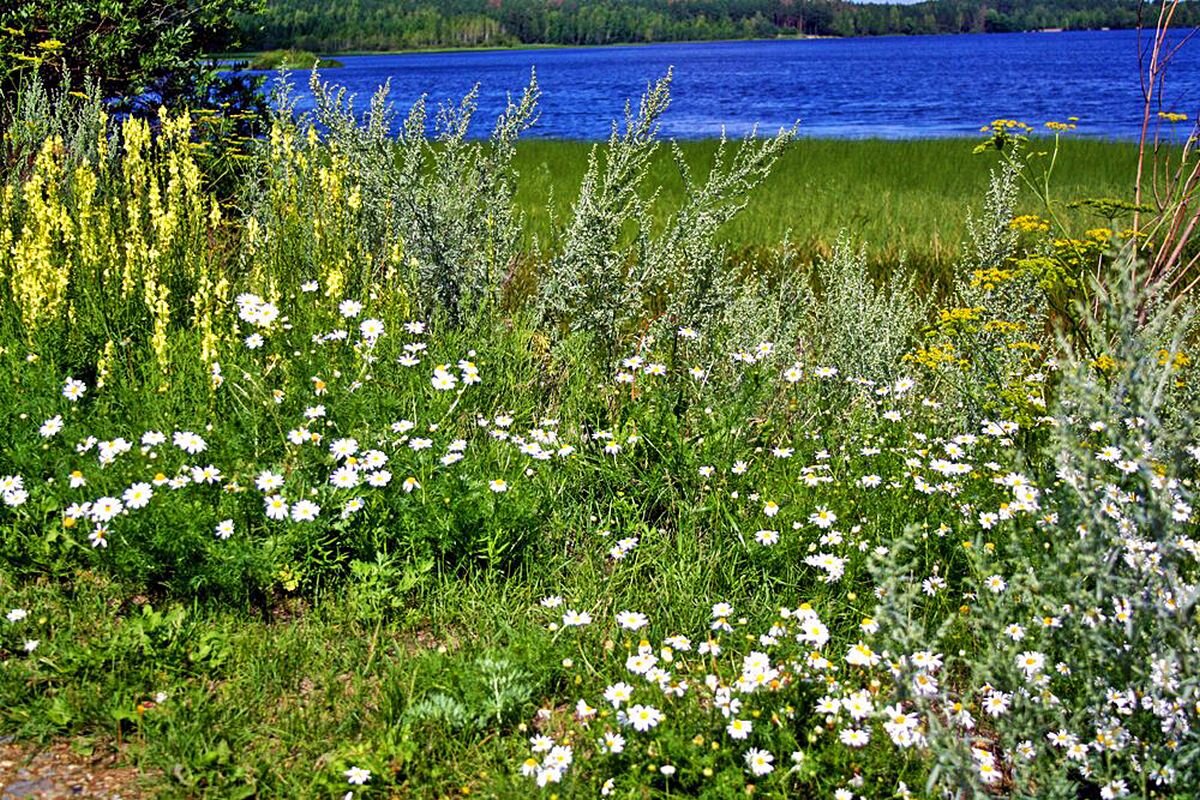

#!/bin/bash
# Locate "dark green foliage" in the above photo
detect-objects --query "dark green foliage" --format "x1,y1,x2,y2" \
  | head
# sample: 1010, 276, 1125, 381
237, 0, 1200, 53
1, 0, 264, 114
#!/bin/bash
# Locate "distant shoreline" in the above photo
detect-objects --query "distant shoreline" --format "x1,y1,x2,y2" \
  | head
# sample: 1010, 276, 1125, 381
212, 28, 1113, 61
214, 36, 812, 60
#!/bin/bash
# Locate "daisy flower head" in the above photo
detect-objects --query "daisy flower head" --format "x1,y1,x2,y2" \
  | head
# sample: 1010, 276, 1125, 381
727, 718, 753, 739
839, 727, 870, 747
90, 496, 124, 523
329, 438, 359, 460
809, 507, 837, 529
744, 747, 775, 776
623, 704, 664, 732
603, 682, 634, 708
431, 366, 458, 391
562, 610, 592, 627
359, 318, 384, 342
256, 471, 285, 492
329, 465, 361, 489
343, 766, 371, 785
62, 378, 87, 401
755, 529, 780, 546
172, 431, 207, 455
141, 430, 167, 447
264, 495, 289, 520
290, 499, 321, 522
616, 610, 648, 631
1016, 650, 1045, 677
122, 482, 154, 510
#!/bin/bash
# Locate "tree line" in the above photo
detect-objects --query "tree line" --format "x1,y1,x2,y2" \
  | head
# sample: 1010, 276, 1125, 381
236, 0, 1200, 51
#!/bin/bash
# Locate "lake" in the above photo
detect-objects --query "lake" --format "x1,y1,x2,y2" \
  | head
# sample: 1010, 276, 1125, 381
250, 30, 1200, 140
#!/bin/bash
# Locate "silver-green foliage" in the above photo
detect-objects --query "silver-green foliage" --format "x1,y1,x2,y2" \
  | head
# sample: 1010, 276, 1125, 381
871, 261, 1199, 799
963, 153, 1020, 275
538, 70, 794, 360
536, 71, 673, 357
1, 73, 111, 174
808, 235, 927, 383
649, 128, 795, 333
267, 68, 541, 324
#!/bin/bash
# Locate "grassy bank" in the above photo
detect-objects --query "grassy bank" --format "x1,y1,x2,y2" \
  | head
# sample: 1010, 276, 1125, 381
512, 137, 1140, 273
246, 49, 344, 70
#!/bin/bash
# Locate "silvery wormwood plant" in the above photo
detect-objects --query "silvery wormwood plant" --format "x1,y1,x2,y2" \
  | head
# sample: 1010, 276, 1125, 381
870, 260, 1199, 799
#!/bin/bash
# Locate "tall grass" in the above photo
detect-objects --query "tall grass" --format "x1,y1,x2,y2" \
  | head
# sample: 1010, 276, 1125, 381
513, 137, 1142, 275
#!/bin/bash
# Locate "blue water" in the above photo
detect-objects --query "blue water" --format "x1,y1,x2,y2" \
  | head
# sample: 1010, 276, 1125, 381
251, 30, 1200, 140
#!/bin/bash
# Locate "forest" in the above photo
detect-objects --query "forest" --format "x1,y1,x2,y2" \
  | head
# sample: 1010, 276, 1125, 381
236, 0, 1200, 52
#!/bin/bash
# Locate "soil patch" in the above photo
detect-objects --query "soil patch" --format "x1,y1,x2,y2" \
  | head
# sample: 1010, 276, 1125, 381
0, 740, 145, 800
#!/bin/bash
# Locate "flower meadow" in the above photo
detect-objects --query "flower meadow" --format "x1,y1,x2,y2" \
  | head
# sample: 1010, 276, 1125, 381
0, 73, 1198, 799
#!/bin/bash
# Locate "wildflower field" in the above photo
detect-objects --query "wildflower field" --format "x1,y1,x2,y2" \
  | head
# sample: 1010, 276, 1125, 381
0, 70, 1198, 800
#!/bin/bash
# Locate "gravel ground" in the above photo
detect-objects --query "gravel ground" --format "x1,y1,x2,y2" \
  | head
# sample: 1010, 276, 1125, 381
0, 740, 144, 799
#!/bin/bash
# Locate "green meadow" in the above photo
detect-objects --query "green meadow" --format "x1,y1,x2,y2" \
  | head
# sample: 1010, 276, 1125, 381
512, 137, 1140, 272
